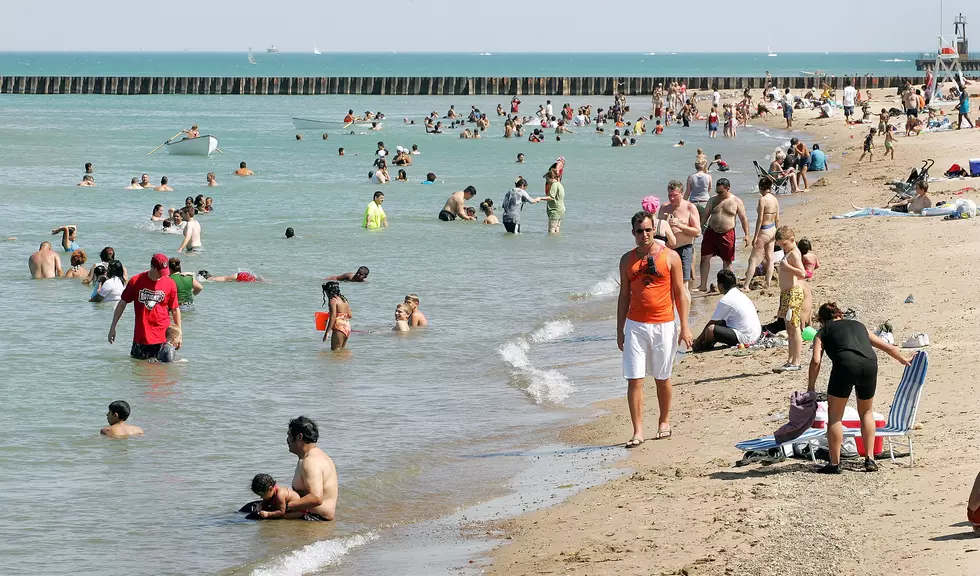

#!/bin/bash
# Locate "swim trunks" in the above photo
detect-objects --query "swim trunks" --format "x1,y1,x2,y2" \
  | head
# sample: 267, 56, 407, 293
701, 227, 736, 263
236, 271, 257, 282
185, 246, 204, 253
303, 512, 329, 522
844, 106, 854, 117
438, 210, 456, 221
777, 285, 805, 328
675, 243, 693, 282
130, 341, 164, 360
783, 106, 793, 119
708, 122, 718, 132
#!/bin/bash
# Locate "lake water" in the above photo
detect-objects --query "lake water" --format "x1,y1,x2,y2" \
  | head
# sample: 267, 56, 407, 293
0, 90, 797, 574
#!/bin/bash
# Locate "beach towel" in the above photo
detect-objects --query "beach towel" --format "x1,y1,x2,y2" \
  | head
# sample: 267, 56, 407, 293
832, 207, 917, 219
774, 391, 818, 444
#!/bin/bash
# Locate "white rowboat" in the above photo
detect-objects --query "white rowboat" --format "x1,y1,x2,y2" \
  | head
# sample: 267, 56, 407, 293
292, 117, 378, 130
166, 135, 219, 156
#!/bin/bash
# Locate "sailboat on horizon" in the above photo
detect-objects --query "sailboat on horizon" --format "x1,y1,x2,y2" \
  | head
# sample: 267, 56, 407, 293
247, 48, 257, 65
313, 42, 321, 55
767, 37, 777, 57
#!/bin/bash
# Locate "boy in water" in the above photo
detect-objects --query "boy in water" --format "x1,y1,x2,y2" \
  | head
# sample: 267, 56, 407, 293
250, 474, 302, 519
150, 325, 181, 363
709, 154, 730, 172
100, 400, 144, 438
404, 294, 428, 327
393, 303, 411, 332
773, 226, 806, 372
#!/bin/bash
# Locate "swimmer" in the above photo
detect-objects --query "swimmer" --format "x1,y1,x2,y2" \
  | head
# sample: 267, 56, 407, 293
85, 162, 93, 174
321, 281, 352, 350
206, 172, 217, 187
439, 186, 478, 221
155, 176, 173, 192
404, 294, 428, 327
100, 400, 144, 438
516, 153, 525, 163
325, 266, 369, 282
295, 134, 303, 140
480, 199, 499, 225
285, 227, 295, 239
250, 474, 303, 519
65, 250, 88, 279
338, 148, 345, 156
674, 140, 685, 147
125, 177, 142, 190
51, 225, 80, 252
363, 191, 388, 229
140, 173, 152, 188
148, 325, 181, 363
396, 169, 408, 182
234, 162, 254, 176
77, 174, 95, 187
322, 133, 328, 140
29, 241, 63, 279
422, 172, 437, 184
176, 207, 203, 252
203, 197, 213, 213
151, 204, 165, 221
393, 303, 411, 332
411, 144, 420, 155
197, 270, 260, 283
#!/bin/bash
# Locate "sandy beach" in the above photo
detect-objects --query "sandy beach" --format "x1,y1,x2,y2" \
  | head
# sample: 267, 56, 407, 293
485, 87, 980, 575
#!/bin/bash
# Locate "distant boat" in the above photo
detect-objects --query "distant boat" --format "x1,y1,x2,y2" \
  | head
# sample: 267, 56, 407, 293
768, 37, 777, 57
248, 48, 257, 65
314, 42, 321, 55
479, 52, 491, 56
166, 135, 219, 156
879, 58, 911, 63
267, 45, 280, 53
645, 52, 657, 55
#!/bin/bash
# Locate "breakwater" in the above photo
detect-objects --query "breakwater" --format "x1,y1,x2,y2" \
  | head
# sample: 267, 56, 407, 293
0, 75, 932, 96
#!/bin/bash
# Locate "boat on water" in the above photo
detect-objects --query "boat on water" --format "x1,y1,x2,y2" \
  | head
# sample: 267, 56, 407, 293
314, 42, 321, 55
267, 45, 280, 53
247, 48, 256, 65
166, 135, 219, 156
767, 37, 777, 57
479, 52, 491, 56
292, 117, 378, 130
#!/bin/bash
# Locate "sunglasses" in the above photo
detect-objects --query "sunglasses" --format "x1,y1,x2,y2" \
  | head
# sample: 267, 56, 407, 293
633, 227, 653, 235
646, 255, 662, 278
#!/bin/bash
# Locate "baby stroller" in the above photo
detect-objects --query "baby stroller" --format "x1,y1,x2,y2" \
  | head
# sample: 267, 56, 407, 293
886, 158, 934, 202
753, 160, 793, 195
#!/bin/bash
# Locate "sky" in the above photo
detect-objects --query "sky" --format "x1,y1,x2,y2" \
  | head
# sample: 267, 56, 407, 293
2, 1, 968, 52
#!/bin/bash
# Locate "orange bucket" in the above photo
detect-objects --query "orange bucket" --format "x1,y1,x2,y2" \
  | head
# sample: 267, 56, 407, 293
314, 311, 330, 331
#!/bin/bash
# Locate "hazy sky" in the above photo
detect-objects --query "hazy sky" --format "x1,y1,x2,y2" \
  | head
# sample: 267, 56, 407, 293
3, 0, 966, 52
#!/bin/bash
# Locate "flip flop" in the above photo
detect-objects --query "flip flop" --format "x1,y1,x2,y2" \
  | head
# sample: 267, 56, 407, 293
655, 429, 672, 440
625, 437, 645, 448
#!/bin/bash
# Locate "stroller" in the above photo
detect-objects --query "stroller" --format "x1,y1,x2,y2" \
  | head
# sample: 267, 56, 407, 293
753, 160, 793, 195
886, 159, 934, 202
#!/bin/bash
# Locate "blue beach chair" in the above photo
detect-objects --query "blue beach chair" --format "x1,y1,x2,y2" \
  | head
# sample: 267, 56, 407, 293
735, 427, 826, 464
842, 351, 929, 467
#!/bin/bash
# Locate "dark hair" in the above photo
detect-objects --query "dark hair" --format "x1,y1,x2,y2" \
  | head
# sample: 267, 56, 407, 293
373, 190, 384, 200
288, 416, 319, 443
356, 266, 369, 277
426, 172, 436, 181
100, 247, 115, 262
759, 178, 773, 192
717, 269, 738, 292
240, 161, 247, 168
321, 281, 347, 306
797, 238, 812, 255
322, 133, 328, 140
109, 400, 131, 420
285, 227, 295, 238
168, 257, 182, 273
160, 176, 169, 185
251, 473, 276, 495
85, 162, 93, 170
515, 177, 528, 188
163, 220, 172, 229
817, 302, 844, 325
812, 143, 820, 150
195, 194, 204, 204
185, 206, 196, 217
152, 204, 163, 214
464, 185, 477, 195
631, 210, 655, 230
716, 178, 731, 190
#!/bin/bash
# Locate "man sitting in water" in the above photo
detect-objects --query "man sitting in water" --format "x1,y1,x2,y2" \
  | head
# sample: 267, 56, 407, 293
234, 162, 254, 176
140, 173, 152, 188
51, 224, 80, 252
885, 181, 932, 214
439, 186, 477, 221
693, 270, 762, 351
28, 241, 63, 279
325, 266, 369, 282
404, 294, 428, 327
207, 172, 217, 187
77, 175, 95, 187
155, 176, 173, 191
283, 416, 338, 521
100, 400, 144, 438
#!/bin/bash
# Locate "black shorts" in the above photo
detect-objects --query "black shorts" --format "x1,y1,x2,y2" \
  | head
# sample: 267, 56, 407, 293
503, 219, 520, 233
905, 108, 918, 118
438, 210, 456, 221
130, 341, 163, 360
712, 324, 741, 347
892, 204, 908, 213
827, 352, 878, 400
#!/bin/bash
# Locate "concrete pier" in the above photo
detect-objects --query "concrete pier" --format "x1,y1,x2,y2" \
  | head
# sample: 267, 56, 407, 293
0, 75, 941, 96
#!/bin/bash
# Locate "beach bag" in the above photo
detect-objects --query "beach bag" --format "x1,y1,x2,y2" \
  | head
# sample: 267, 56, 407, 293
945, 163, 968, 178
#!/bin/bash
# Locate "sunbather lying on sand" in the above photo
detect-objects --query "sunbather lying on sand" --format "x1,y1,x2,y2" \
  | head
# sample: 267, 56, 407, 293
885, 181, 932, 214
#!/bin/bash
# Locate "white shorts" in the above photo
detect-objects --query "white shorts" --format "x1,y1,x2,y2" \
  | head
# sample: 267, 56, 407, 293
622, 318, 678, 381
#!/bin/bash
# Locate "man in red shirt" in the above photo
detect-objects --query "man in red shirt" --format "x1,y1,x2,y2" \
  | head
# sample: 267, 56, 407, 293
108, 253, 181, 359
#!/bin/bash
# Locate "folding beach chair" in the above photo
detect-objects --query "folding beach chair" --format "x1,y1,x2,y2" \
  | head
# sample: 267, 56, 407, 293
734, 427, 826, 465
843, 351, 929, 467
753, 160, 792, 196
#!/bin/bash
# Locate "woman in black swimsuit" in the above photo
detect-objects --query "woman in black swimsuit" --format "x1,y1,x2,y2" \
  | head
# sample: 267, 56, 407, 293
807, 302, 911, 474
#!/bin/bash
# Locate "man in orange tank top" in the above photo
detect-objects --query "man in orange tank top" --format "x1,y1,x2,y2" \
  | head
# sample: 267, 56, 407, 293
617, 211, 693, 448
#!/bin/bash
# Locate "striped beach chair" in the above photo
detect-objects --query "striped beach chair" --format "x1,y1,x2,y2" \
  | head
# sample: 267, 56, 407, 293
735, 427, 827, 464
843, 351, 929, 466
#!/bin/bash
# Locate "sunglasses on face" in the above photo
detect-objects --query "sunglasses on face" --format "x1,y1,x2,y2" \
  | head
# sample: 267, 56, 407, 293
633, 227, 653, 235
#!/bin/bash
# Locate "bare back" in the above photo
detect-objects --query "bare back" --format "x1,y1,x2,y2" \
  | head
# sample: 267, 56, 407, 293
441, 191, 466, 216
29, 250, 60, 279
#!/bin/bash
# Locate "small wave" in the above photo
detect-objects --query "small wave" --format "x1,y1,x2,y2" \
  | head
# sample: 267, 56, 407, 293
879, 58, 910, 63
250, 532, 378, 576
569, 276, 619, 300
499, 330, 573, 405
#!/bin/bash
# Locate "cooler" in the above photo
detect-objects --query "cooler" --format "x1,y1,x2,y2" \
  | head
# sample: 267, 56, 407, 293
812, 403, 885, 457
969, 158, 980, 177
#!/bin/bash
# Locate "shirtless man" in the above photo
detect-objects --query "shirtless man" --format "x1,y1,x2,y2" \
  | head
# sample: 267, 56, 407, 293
100, 400, 144, 438
177, 207, 203, 252
155, 176, 173, 191
283, 416, 338, 521
886, 180, 932, 214
28, 241, 62, 278
140, 173, 152, 188
77, 175, 95, 187
404, 294, 428, 327
742, 178, 780, 290
125, 177, 142, 190
206, 172, 217, 187
326, 266, 369, 282
659, 180, 701, 288
438, 186, 477, 221
697, 178, 749, 292
234, 162, 254, 176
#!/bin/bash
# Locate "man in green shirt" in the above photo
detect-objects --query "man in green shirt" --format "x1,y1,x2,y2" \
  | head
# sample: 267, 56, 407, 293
546, 173, 565, 234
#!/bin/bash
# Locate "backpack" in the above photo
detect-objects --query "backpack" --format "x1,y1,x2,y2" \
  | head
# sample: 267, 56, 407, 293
945, 163, 968, 178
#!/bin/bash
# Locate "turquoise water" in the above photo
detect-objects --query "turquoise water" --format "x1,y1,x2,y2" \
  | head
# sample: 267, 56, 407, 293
0, 92, 794, 574
0, 51, 922, 78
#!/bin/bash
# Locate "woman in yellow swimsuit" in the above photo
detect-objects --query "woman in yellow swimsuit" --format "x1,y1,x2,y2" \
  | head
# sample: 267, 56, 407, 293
321, 281, 352, 350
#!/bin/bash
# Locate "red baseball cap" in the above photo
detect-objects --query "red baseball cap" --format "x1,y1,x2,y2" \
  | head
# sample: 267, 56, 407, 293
150, 253, 171, 276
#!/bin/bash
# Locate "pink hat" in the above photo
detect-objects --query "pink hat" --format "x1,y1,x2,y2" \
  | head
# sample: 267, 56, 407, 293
642, 195, 661, 214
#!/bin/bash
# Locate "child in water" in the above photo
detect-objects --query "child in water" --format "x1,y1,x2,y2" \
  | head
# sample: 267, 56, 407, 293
100, 400, 144, 438
480, 199, 499, 225
393, 303, 411, 332
250, 473, 302, 519
150, 325, 181, 363
322, 281, 352, 350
